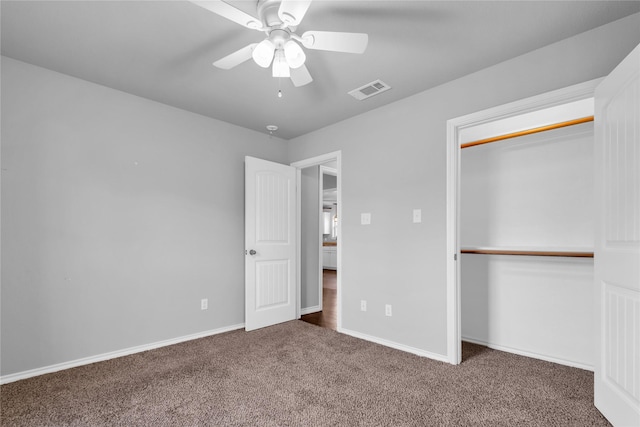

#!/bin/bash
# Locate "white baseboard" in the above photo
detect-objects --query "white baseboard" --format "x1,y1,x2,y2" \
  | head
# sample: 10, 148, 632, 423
462, 336, 594, 371
339, 328, 449, 363
0, 323, 245, 385
300, 305, 321, 315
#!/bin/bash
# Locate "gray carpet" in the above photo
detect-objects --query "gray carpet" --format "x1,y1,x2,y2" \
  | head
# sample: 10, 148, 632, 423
1, 320, 609, 426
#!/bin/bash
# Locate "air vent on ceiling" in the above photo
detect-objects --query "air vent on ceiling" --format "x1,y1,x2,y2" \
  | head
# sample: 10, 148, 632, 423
348, 79, 391, 101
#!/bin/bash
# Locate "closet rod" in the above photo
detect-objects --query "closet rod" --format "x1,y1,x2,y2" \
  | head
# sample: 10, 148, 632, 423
461, 249, 594, 258
461, 116, 594, 149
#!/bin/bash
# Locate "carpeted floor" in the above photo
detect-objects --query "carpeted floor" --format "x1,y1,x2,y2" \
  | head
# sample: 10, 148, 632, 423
1, 320, 609, 426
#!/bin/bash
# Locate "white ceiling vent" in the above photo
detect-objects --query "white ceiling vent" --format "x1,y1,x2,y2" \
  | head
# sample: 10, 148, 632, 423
348, 79, 391, 100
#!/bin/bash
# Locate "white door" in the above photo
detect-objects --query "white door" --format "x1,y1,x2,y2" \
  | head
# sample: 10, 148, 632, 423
594, 43, 640, 427
245, 156, 297, 331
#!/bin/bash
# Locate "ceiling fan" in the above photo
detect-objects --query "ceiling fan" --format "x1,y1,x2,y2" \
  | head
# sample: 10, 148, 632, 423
191, 0, 369, 87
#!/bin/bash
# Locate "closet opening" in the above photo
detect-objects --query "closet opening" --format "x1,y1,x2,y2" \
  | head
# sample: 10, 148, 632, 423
445, 79, 603, 367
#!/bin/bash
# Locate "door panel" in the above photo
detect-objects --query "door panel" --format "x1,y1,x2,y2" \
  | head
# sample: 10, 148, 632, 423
255, 260, 290, 309
245, 157, 296, 331
594, 43, 640, 426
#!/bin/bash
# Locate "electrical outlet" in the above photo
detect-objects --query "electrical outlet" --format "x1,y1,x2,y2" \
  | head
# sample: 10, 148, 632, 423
360, 300, 367, 312
201, 298, 208, 310
385, 304, 392, 317
361, 213, 371, 225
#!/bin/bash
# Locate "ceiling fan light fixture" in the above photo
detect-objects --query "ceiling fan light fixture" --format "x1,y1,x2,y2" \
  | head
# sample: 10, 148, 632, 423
272, 50, 291, 78
252, 39, 275, 68
284, 40, 306, 69
199, 0, 369, 89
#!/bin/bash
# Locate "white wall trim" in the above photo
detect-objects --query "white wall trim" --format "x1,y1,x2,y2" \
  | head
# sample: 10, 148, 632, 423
291, 151, 341, 170
320, 165, 337, 177
0, 323, 245, 385
462, 336, 594, 372
339, 328, 449, 363
445, 78, 603, 366
300, 305, 321, 315
449, 78, 603, 131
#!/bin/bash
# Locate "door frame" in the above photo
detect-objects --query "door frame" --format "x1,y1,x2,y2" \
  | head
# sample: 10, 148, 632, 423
291, 151, 342, 330
444, 79, 602, 364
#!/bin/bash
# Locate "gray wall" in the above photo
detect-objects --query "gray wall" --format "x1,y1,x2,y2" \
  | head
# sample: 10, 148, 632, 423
2, 13, 639, 377
461, 123, 594, 248
0, 57, 288, 376
301, 166, 320, 310
288, 14, 640, 356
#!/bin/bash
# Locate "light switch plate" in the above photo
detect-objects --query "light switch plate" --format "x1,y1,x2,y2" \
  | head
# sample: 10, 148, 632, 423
361, 213, 371, 225
413, 209, 422, 223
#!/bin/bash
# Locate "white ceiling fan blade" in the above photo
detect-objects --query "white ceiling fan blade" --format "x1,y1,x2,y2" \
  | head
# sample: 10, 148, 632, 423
278, 0, 312, 27
301, 31, 368, 54
190, 1, 263, 30
213, 43, 257, 69
290, 64, 313, 87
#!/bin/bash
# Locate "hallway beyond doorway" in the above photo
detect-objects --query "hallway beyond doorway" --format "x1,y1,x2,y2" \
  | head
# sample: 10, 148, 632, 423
301, 270, 337, 330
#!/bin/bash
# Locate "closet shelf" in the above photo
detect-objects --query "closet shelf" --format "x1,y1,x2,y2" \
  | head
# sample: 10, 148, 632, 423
461, 116, 594, 149
460, 247, 594, 258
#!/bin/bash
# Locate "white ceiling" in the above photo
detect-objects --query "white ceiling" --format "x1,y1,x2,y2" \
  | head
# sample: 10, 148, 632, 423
2, 1, 639, 140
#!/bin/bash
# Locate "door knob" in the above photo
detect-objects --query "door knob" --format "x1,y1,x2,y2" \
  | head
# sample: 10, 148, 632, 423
249, 249, 257, 255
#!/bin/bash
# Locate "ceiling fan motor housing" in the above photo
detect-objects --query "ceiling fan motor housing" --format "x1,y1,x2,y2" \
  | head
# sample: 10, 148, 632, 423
257, 0, 289, 29
269, 28, 290, 48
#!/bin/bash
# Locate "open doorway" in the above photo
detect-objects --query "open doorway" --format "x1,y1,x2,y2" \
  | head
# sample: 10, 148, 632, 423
292, 153, 341, 331
301, 165, 338, 330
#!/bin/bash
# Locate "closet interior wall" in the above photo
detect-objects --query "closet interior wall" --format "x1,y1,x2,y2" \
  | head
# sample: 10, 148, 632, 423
460, 115, 595, 370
